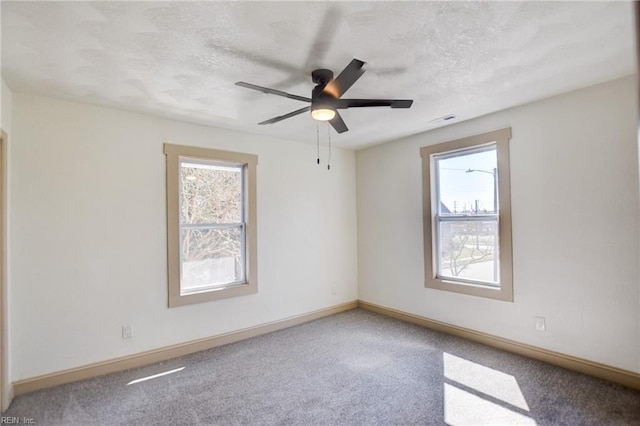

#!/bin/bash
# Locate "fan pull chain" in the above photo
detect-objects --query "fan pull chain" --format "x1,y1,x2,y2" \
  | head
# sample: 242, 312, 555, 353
316, 121, 320, 165
327, 123, 331, 171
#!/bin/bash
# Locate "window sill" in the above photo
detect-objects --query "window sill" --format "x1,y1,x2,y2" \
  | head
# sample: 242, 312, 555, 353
425, 277, 512, 302
169, 281, 258, 308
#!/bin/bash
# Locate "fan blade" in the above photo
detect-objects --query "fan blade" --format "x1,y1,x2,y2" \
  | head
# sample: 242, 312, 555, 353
325, 59, 366, 98
336, 99, 413, 109
305, 6, 341, 70
329, 111, 348, 134
236, 82, 311, 103
258, 106, 311, 125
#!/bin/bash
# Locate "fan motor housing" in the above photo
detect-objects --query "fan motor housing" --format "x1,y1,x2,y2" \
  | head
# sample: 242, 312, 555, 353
311, 69, 334, 86
311, 85, 336, 107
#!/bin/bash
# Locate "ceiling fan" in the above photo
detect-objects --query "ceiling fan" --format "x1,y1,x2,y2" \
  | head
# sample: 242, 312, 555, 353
235, 59, 413, 134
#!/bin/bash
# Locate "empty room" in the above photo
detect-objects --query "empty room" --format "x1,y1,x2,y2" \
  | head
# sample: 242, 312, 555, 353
1, 1, 639, 425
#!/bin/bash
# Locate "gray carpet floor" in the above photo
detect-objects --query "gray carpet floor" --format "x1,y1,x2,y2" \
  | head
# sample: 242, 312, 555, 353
3, 308, 640, 425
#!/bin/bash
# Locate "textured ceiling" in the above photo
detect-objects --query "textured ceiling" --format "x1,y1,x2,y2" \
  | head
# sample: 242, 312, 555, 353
1, 1, 635, 149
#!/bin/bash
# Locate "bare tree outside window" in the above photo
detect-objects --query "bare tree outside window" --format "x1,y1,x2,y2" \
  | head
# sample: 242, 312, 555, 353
439, 220, 497, 282
180, 161, 245, 292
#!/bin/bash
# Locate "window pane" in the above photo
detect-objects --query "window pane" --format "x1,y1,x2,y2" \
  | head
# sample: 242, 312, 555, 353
181, 227, 243, 292
180, 161, 242, 224
438, 220, 498, 285
436, 147, 497, 214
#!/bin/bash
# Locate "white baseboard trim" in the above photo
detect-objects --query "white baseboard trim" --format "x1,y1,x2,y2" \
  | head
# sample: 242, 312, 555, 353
13, 301, 358, 395
358, 300, 640, 390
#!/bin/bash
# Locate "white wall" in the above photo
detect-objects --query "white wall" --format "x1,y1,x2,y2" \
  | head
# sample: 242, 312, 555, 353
1, 78, 13, 409
9, 94, 358, 380
1, 78, 12, 134
357, 76, 640, 372
8, 75, 639, 381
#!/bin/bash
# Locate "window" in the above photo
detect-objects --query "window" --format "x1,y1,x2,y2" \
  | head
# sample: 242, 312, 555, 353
420, 128, 513, 301
164, 143, 258, 307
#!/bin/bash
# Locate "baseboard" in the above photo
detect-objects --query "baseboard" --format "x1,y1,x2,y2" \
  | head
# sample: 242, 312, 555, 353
358, 300, 640, 390
13, 299, 639, 395
13, 301, 358, 395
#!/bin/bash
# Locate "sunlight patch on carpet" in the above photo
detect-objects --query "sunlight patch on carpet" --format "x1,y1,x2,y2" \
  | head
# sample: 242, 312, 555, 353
127, 367, 185, 385
443, 353, 535, 425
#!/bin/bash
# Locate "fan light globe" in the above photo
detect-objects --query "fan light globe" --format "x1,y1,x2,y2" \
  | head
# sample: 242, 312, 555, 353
311, 108, 336, 121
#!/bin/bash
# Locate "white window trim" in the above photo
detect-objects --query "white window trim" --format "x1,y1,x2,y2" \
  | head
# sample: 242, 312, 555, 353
420, 128, 513, 302
164, 143, 258, 308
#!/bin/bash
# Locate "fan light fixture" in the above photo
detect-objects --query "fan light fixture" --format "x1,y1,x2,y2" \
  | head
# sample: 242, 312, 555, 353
311, 108, 336, 121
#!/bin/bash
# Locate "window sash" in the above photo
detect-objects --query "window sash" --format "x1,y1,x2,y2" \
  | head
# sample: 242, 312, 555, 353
178, 158, 245, 226
434, 215, 499, 287
179, 223, 247, 293
431, 143, 500, 288
436, 214, 498, 221
433, 143, 498, 216
181, 223, 244, 230
178, 159, 247, 293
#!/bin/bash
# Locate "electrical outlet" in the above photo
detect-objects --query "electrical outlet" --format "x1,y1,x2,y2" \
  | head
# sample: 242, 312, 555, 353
122, 324, 133, 339
534, 316, 546, 332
